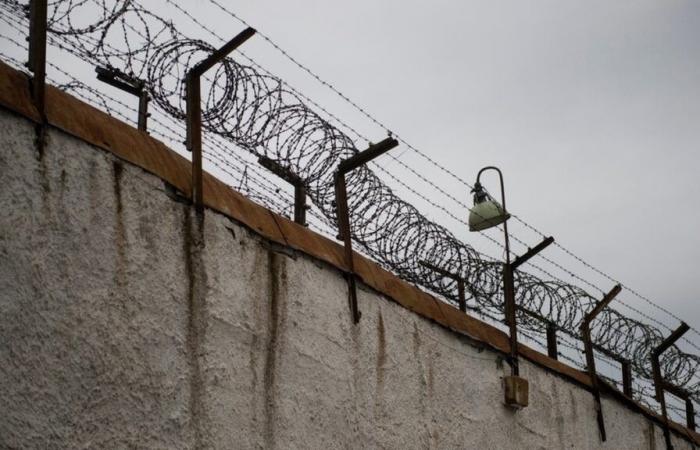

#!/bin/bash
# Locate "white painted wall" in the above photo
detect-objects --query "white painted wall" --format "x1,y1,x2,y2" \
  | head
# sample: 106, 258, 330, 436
0, 109, 692, 449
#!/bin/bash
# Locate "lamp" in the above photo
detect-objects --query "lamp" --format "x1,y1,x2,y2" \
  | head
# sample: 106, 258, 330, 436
469, 166, 527, 408
469, 181, 510, 232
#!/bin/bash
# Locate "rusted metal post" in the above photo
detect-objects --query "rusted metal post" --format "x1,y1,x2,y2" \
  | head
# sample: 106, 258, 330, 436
258, 156, 308, 226
652, 322, 690, 450
137, 90, 149, 131
621, 360, 633, 397
507, 235, 555, 375
685, 397, 695, 431
27, 0, 47, 118
580, 284, 622, 442
95, 66, 150, 132
335, 137, 398, 323
418, 260, 467, 312
546, 323, 558, 360
186, 27, 256, 211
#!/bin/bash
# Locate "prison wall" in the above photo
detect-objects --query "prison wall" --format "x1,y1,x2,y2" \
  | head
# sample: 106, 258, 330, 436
0, 64, 697, 449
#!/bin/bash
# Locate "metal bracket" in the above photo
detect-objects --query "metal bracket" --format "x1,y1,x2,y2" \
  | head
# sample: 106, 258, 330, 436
334, 137, 398, 323
546, 322, 558, 360
95, 66, 149, 132
27, 0, 47, 117
580, 284, 622, 442
591, 343, 633, 398
511, 236, 555, 270
652, 322, 690, 450
186, 27, 256, 212
506, 236, 554, 376
258, 156, 308, 226
418, 260, 467, 312
621, 360, 633, 398
663, 382, 696, 432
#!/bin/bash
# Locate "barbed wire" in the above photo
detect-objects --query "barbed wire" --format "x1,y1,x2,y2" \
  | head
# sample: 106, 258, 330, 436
1, 0, 698, 406
200, 0, 700, 346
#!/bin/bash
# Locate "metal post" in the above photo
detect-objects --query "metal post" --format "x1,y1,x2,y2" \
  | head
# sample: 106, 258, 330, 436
685, 397, 695, 431
419, 260, 467, 312
503, 263, 518, 375
137, 90, 149, 131
95, 66, 150, 132
621, 360, 633, 398
507, 235, 555, 375
258, 156, 308, 226
27, 0, 47, 118
580, 284, 622, 442
546, 323, 558, 360
335, 137, 398, 323
186, 27, 256, 211
476, 167, 518, 375
652, 322, 690, 450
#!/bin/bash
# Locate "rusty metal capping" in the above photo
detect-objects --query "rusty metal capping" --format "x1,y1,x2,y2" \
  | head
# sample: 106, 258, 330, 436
653, 322, 691, 450
0, 60, 699, 446
580, 284, 622, 442
95, 66, 149, 132
186, 27, 256, 212
335, 137, 398, 323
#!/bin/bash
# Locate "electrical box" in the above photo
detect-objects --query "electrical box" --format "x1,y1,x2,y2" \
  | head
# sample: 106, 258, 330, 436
504, 375, 529, 409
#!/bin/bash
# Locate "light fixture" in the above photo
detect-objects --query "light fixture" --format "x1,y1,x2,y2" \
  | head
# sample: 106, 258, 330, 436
469, 166, 528, 409
468, 181, 511, 232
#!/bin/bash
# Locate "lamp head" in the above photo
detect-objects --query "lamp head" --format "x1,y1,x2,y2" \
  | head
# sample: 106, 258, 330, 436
469, 182, 510, 232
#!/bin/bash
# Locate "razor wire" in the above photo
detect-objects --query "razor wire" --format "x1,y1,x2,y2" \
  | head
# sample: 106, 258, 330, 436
1, 0, 698, 402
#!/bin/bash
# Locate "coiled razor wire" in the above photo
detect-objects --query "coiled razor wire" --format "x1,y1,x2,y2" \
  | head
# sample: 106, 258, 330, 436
2, 0, 698, 401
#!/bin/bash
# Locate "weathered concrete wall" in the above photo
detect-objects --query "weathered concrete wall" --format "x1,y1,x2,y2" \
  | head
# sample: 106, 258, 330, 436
0, 108, 693, 449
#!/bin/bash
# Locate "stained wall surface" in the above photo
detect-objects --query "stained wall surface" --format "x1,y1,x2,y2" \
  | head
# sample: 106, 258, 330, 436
0, 108, 694, 449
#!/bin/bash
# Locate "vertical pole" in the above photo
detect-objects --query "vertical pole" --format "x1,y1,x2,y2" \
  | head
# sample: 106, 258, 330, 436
652, 322, 690, 450
621, 361, 633, 398
334, 172, 359, 323
582, 323, 606, 442
497, 170, 519, 377
186, 73, 203, 211
334, 138, 398, 323
28, 0, 47, 118
686, 398, 695, 431
580, 284, 622, 442
457, 279, 466, 313
185, 27, 256, 212
294, 183, 307, 226
503, 263, 518, 376
546, 323, 558, 360
137, 90, 149, 132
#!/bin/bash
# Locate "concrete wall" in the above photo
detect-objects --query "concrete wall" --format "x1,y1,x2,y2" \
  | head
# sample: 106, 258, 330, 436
0, 108, 693, 449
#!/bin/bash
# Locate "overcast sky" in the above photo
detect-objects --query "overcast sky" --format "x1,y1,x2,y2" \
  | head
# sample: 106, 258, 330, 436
208, 0, 700, 336
1, 0, 698, 341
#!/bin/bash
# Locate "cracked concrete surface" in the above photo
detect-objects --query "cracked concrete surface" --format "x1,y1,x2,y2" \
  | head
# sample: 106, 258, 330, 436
0, 109, 693, 449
